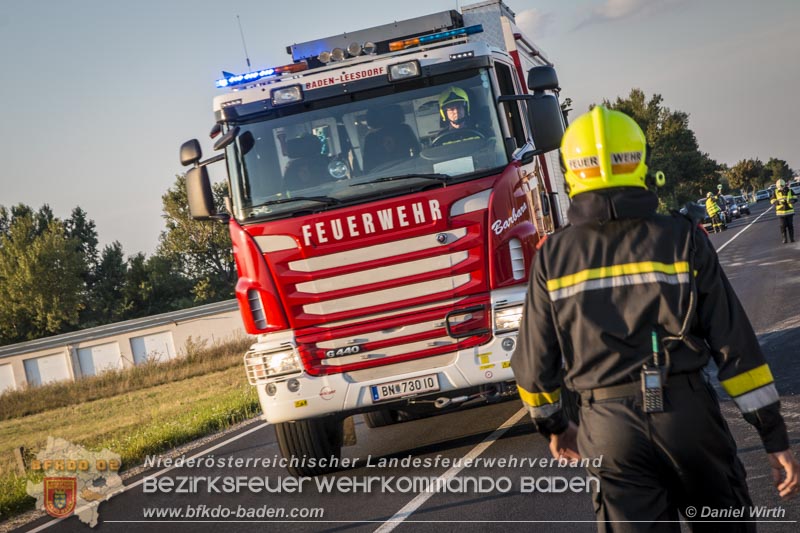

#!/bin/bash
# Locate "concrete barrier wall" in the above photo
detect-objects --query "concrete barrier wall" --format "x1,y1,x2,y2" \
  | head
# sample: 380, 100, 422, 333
0, 300, 250, 393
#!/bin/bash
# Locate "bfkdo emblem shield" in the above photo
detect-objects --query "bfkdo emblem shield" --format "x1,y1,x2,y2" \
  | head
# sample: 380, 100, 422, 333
44, 477, 77, 518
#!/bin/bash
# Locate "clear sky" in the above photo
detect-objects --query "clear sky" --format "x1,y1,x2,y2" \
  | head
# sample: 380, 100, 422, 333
1, 0, 798, 255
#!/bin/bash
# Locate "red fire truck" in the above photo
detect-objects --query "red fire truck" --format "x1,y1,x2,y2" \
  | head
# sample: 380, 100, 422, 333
180, 0, 568, 475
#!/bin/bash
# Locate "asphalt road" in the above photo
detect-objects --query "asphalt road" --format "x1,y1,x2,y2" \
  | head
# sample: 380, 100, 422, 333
16, 200, 800, 532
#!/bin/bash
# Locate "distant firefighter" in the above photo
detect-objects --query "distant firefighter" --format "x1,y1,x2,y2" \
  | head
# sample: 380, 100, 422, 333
771, 179, 797, 243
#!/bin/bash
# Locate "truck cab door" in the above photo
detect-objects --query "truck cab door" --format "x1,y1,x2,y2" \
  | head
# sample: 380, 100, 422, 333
493, 60, 555, 235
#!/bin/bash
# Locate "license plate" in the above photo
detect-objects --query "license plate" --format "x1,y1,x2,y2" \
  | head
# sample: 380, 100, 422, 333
370, 374, 440, 403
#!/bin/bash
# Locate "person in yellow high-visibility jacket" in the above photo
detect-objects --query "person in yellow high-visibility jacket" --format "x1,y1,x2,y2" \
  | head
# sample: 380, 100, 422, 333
705, 191, 725, 233
771, 179, 797, 243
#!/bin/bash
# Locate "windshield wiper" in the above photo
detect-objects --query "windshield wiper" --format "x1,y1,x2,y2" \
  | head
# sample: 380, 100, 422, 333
260, 196, 340, 206
350, 173, 449, 186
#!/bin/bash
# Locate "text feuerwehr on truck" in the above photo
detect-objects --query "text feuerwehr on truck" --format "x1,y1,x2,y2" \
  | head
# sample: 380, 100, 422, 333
179, 0, 568, 476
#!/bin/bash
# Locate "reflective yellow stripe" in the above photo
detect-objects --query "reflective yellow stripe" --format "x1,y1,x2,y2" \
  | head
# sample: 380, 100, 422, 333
546, 261, 690, 291
517, 385, 561, 407
720, 364, 774, 397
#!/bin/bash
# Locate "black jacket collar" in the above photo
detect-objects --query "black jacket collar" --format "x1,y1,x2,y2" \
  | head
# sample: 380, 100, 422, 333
567, 188, 659, 226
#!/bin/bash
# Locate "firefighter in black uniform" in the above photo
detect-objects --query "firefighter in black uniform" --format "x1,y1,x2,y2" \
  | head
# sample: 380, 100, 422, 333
511, 106, 798, 532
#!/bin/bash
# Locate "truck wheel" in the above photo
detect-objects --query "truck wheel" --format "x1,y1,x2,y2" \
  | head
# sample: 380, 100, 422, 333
363, 409, 400, 428
274, 417, 343, 477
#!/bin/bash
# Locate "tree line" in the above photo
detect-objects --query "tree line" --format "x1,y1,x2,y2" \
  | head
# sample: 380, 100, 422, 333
1, 88, 795, 346
0, 176, 233, 346
601, 89, 794, 208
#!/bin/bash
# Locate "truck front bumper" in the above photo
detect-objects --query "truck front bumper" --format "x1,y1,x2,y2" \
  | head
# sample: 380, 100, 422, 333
251, 331, 520, 424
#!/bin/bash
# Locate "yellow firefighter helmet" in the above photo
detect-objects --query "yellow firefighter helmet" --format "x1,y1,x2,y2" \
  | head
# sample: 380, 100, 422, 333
438, 86, 470, 121
560, 106, 648, 198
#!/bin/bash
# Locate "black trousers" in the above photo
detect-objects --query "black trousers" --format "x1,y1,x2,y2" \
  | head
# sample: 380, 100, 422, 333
577, 373, 754, 533
709, 213, 724, 232
778, 214, 794, 242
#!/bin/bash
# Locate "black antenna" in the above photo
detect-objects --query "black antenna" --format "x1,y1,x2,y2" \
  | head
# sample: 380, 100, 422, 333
236, 15, 252, 70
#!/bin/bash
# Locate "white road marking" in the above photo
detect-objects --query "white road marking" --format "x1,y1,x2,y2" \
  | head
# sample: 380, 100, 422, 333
716, 205, 773, 253
374, 407, 528, 533
26, 421, 270, 532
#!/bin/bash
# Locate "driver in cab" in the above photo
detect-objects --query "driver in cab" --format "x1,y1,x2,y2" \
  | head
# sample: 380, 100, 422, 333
434, 86, 488, 144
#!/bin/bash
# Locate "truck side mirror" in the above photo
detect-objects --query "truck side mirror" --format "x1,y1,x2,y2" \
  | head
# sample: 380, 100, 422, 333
528, 66, 559, 92
186, 166, 217, 220
180, 139, 203, 166
525, 66, 564, 154
239, 131, 256, 156
213, 126, 240, 151
527, 93, 564, 154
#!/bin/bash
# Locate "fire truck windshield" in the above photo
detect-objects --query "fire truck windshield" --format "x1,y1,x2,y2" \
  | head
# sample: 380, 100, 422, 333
224, 69, 507, 221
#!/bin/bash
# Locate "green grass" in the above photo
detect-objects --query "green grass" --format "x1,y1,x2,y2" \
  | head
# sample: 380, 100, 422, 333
0, 335, 252, 421
0, 340, 261, 522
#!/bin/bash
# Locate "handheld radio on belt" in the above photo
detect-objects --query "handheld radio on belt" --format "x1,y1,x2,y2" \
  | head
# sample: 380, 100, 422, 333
641, 331, 665, 413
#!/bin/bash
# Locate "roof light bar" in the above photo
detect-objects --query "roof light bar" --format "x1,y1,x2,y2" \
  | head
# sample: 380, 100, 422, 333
216, 61, 309, 89
389, 24, 483, 52
330, 48, 346, 62
318, 41, 377, 65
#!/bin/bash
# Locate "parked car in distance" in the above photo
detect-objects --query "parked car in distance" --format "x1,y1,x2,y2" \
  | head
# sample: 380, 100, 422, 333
789, 182, 800, 195
756, 189, 771, 201
722, 195, 740, 218
733, 195, 751, 215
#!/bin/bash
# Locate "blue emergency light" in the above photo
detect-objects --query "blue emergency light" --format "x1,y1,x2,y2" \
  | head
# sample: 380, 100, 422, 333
420, 24, 483, 44
389, 24, 483, 51
216, 62, 309, 89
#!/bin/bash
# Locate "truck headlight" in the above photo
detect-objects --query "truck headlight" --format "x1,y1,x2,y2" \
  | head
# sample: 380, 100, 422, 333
244, 346, 303, 384
494, 305, 524, 333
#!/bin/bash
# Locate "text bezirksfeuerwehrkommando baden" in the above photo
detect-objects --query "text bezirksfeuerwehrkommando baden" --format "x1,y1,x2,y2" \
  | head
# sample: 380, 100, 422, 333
144, 474, 600, 494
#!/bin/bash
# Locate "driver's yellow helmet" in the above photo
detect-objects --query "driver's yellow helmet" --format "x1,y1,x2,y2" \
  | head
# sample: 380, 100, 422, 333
777, 178, 786, 188
438, 86, 470, 120
560, 106, 648, 198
